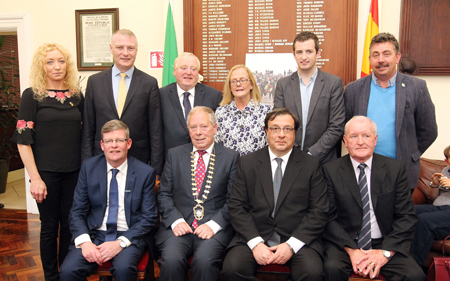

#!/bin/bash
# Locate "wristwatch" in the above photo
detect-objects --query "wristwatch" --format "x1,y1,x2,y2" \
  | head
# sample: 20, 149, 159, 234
286, 242, 295, 254
430, 181, 439, 188
381, 249, 392, 260
117, 238, 127, 248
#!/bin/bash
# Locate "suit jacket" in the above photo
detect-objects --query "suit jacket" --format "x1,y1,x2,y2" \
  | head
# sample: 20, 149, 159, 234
156, 142, 239, 247
81, 67, 164, 174
160, 82, 222, 156
322, 154, 417, 257
344, 73, 437, 189
274, 69, 345, 163
227, 146, 329, 255
69, 155, 158, 246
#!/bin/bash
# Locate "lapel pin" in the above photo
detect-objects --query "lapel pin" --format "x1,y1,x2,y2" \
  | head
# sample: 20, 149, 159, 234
125, 190, 131, 192
402, 83, 405, 88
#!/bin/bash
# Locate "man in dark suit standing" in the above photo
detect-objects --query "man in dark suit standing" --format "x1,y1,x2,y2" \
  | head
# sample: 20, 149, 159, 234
156, 106, 239, 281
322, 116, 425, 281
222, 108, 329, 281
160, 52, 222, 156
274, 31, 345, 164
60, 120, 158, 280
81, 29, 164, 176
344, 32, 437, 190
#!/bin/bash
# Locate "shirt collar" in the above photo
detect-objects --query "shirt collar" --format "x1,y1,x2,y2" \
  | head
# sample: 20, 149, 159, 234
297, 67, 318, 84
177, 84, 196, 98
268, 146, 293, 163
349, 155, 373, 172
192, 142, 214, 155
372, 71, 397, 87
107, 158, 128, 175
112, 65, 134, 78
230, 99, 256, 114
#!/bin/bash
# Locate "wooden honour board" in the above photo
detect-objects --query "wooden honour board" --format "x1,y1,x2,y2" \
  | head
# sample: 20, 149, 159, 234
184, 0, 358, 93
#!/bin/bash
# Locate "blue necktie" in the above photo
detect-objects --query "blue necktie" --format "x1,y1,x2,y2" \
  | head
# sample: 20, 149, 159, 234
183, 92, 191, 120
105, 169, 119, 241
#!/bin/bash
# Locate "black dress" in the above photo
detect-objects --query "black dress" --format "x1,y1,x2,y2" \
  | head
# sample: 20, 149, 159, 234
11, 87, 83, 281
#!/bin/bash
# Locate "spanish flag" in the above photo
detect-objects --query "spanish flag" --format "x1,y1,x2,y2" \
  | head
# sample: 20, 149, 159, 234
361, 0, 379, 77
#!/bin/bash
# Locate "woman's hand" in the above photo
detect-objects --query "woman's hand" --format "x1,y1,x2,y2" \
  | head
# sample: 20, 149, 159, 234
30, 178, 47, 203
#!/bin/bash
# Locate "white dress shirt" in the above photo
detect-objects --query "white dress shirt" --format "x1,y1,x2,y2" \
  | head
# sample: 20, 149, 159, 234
177, 84, 195, 118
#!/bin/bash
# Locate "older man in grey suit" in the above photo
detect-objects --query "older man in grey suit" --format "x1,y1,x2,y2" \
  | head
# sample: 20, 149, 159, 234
344, 32, 437, 190
160, 52, 222, 157
156, 106, 239, 281
274, 31, 345, 164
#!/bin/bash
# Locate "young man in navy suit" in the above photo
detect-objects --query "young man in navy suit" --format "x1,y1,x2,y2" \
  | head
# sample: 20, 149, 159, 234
61, 120, 158, 280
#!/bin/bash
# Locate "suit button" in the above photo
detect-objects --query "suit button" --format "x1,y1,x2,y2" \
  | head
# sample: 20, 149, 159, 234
356, 231, 360, 235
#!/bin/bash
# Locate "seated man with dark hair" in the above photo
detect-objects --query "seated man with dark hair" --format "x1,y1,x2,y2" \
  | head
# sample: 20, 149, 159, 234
60, 120, 158, 281
412, 145, 450, 267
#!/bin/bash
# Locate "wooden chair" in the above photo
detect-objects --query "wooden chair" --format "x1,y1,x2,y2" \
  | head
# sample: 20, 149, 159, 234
254, 264, 386, 281
93, 246, 155, 281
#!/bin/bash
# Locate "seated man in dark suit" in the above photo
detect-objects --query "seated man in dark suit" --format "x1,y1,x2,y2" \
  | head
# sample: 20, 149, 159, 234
60, 120, 158, 281
156, 106, 239, 281
160, 52, 222, 157
322, 116, 425, 281
222, 108, 329, 281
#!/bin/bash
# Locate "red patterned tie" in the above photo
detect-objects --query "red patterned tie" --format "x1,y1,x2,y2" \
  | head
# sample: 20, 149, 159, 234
192, 150, 206, 229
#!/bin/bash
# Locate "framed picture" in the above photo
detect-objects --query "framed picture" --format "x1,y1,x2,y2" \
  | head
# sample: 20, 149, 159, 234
75, 8, 119, 71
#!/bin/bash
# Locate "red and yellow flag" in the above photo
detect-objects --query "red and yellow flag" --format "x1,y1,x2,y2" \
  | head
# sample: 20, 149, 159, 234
361, 0, 379, 77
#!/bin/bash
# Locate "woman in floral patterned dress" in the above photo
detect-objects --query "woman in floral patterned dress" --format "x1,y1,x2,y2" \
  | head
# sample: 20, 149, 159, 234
215, 65, 272, 156
11, 43, 83, 281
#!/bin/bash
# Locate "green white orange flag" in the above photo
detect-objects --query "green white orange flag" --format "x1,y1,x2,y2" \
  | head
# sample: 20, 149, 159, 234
361, 0, 379, 77
162, 0, 178, 86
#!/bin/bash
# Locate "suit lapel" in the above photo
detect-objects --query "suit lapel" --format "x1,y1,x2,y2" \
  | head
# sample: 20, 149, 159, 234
168, 84, 189, 133
339, 155, 362, 209
360, 76, 371, 115
290, 73, 303, 120
124, 157, 136, 227
193, 83, 205, 107
394, 73, 406, 141
307, 70, 324, 125
183, 144, 195, 196
99, 159, 109, 213
256, 148, 275, 213
102, 69, 117, 118
370, 154, 386, 210
274, 149, 302, 214
199, 143, 222, 199
122, 68, 141, 116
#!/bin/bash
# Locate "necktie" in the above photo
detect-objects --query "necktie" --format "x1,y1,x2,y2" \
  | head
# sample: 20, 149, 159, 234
105, 169, 119, 241
267, 158, 283, 246
272, 157, 283, 217
183, 92, 191, 120
192, 150, 206, 229
117, 73, 127, 118
357, 163, 372, 250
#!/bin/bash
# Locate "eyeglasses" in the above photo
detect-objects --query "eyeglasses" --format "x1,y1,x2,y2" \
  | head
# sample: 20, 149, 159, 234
102, 138, 128, 144
268, 127, 295, 135
230, 78, 249, 85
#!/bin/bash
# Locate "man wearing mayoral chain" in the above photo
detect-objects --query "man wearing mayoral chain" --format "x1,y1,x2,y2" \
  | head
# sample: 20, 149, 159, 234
156, 106, 239, 281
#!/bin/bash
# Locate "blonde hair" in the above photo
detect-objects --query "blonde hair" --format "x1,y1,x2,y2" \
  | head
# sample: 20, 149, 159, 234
111, 29, 138, 47
221, 65, 261, 106
30, 43, 80, 101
